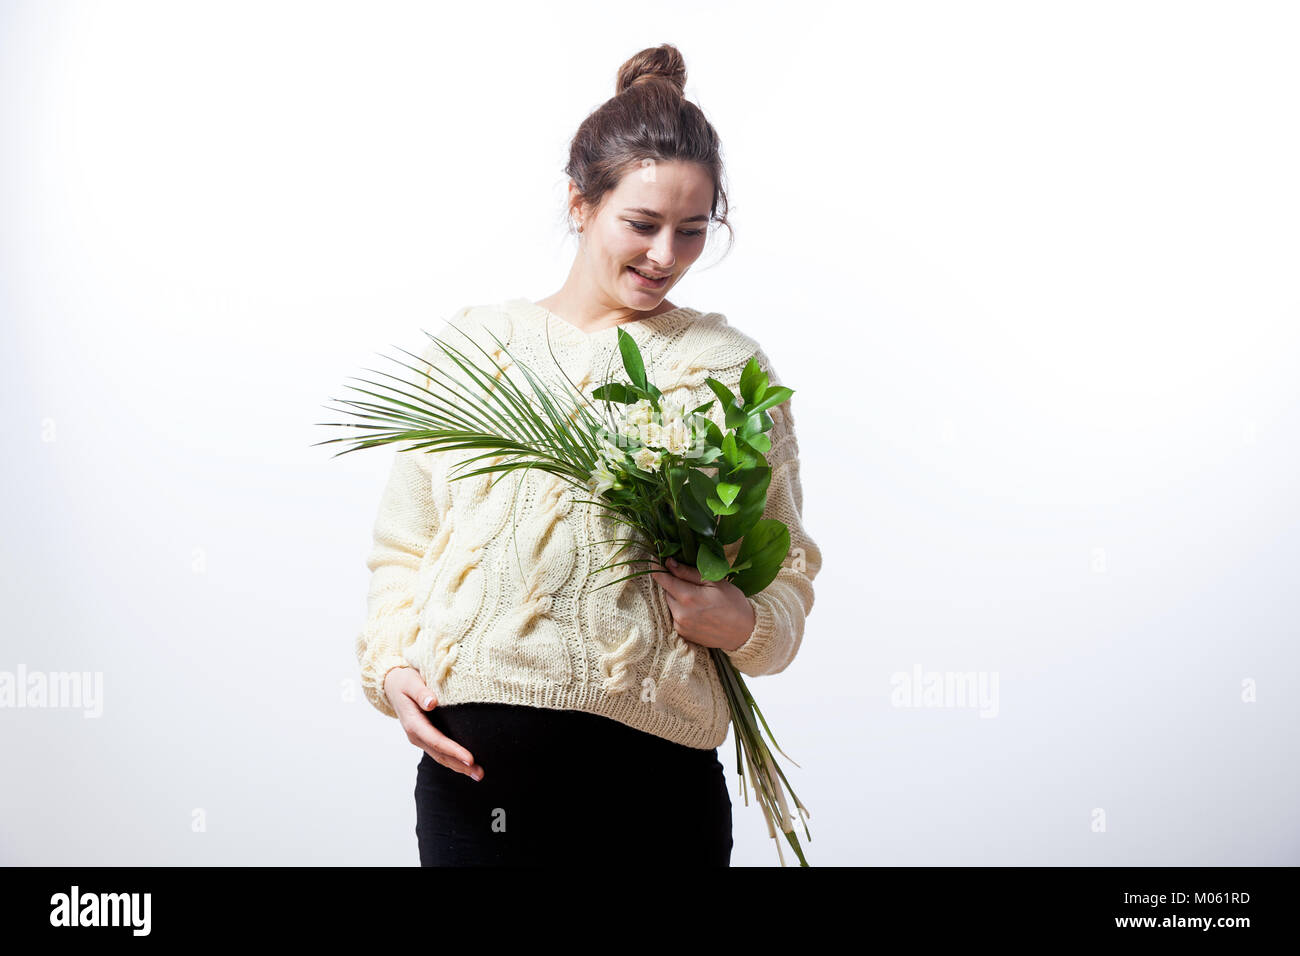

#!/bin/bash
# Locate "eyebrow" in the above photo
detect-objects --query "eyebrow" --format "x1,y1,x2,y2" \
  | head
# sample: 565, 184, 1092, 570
621, 207, 711, 224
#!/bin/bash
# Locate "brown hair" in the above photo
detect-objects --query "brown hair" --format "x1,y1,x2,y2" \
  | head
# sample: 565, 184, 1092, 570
562, 44, 733, 260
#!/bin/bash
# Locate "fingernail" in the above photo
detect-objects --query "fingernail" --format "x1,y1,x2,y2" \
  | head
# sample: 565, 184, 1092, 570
421, 695, 433, 709
667, 558, 676, 566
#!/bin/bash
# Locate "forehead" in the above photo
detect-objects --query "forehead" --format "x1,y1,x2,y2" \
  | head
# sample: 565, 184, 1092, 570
610, 160, 713, 212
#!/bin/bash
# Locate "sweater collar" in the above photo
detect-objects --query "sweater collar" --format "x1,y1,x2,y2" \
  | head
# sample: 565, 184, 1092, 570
502, 297, 710, 341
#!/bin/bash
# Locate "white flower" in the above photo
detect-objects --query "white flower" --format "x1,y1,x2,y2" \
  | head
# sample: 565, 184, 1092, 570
660, 401, 685, 426
618, 421, 641, 443
598, 436, 626, 467
633, 447, 662, 473
638, 420, 665, 448
660, 419, 691, 455
587, 460, 619, 495
626, 399, 654, 426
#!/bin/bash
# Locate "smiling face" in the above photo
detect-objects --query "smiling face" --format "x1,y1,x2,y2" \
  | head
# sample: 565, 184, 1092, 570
571, 159, 714, 312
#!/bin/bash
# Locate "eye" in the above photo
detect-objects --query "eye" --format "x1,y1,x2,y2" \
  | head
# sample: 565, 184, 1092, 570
627, 221, 708, 238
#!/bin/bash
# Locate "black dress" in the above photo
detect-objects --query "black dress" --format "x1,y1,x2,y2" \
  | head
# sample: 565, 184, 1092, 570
414, 701, 734, 866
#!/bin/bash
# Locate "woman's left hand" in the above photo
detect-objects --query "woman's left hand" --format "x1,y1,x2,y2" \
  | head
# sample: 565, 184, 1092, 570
650, 557, 756, 652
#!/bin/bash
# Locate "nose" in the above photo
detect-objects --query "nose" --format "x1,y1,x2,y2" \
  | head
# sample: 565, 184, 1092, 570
646, 233, 677, 271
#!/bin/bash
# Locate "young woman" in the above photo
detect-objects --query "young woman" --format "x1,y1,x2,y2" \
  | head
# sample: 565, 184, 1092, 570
355, 43, 822, 866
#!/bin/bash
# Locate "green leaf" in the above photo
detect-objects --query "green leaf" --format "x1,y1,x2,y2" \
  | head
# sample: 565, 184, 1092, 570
747, 386, 794, 416
742, 432, 772, 454
724, 399, 748, 430
715, 480, 740, 506
706, 494, 740, 515
617, 327, 647, 390
679, 469, 717, 536
729, 426, 762, 470
721, 432, 739, 468
679, 494, 716, 536
690, 445, 724, 465
716, 465, 771, 544
667, 463, 688, 502
739, 357, 768, 407
729, 519, 791, 596
696, 538, 730, 581
704, 376, 735, 410
676, 522, 699, 564
590, 382, 634, 403
685, 468, 715, 508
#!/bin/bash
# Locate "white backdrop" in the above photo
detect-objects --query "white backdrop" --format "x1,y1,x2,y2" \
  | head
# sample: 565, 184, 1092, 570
2, 0, 1297, 866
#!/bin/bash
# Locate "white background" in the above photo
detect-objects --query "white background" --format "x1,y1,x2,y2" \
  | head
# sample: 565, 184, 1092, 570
2, 0, 1297, 866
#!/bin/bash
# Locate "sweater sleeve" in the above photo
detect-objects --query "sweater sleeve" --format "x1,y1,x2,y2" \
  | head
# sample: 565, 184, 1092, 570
354, 326, 461, 718
720, 350, 822, 678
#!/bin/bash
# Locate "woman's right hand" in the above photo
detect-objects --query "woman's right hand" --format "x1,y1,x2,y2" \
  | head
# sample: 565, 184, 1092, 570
384, 665, 484, 782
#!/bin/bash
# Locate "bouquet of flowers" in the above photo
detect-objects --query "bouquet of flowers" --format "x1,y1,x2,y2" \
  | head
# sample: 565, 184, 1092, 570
318, 320, 812, 866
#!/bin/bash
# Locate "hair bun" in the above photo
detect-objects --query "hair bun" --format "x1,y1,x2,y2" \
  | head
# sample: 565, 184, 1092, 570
615, 43, 687, 97
562, 40, 732, 258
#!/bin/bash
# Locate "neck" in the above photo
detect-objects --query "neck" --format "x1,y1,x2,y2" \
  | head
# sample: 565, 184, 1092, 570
537, 278, 679, 333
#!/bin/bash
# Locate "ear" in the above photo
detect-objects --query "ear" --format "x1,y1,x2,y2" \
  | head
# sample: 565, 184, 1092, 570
567, 182, 587, 231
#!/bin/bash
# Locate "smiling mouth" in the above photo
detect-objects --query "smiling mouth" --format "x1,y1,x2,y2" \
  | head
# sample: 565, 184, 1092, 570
628, 266, 670, 284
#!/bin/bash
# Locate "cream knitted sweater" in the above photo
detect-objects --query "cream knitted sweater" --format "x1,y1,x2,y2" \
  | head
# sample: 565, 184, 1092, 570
354, 297, 822, 750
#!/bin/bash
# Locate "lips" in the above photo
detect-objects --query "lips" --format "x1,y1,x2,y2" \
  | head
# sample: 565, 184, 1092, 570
627, 266, 670, 286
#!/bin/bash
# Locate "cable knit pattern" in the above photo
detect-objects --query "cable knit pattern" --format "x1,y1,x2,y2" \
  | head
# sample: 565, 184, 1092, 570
354, 297, 823, 748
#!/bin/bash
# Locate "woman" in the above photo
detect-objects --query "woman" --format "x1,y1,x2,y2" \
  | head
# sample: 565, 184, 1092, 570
355, 43, 822, 866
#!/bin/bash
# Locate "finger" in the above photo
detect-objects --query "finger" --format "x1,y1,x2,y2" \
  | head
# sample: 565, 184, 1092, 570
404, 703, 477, 770
409, 678, 436, 712
424, 725, 477, 773
666, 557, 704, 583
426, 747, 484, 782
662, 591, 688, 636
421, 731, 482, 779
388, 665, 436, 712
652, 566, 685, 599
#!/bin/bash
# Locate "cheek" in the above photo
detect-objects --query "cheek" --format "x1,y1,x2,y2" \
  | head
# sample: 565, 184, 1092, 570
678, 245, 705, 267
600, 229, 646, 260
608, 242, 643, 266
